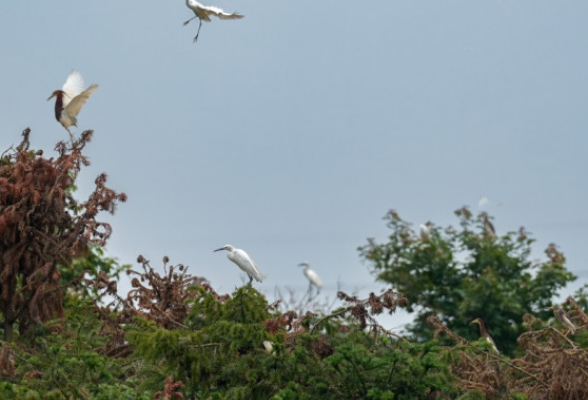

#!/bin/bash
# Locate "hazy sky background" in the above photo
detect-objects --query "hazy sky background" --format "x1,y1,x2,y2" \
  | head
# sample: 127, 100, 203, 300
1, 1, 586, 331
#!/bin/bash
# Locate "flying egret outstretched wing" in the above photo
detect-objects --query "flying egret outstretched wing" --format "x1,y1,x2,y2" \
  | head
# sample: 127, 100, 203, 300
62, 84, 99, 126
186, 0, 244, 21
213, 8, 244, 20
61, 71, 86, 109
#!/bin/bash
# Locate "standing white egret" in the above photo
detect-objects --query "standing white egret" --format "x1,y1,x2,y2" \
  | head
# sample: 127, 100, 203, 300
48, 70, 98, 142
419, 224, 430, 242
299, 262, 322, 293
183, 0, 244, 42
214, 245, 264, 284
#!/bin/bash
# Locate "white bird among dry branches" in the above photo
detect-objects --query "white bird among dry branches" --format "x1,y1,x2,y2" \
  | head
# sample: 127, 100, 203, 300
183, 0, 244, 42
299, 262, 322, 293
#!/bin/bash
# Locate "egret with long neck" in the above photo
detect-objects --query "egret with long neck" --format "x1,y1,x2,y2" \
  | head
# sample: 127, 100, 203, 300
298, 262, 322, 293
214, 244, 264, 285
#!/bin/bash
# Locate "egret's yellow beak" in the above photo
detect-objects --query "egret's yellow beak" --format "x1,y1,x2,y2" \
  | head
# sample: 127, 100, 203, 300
47, 92, 57, 101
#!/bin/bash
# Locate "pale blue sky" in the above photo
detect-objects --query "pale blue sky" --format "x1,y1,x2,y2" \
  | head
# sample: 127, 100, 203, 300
1, 1, 586, 329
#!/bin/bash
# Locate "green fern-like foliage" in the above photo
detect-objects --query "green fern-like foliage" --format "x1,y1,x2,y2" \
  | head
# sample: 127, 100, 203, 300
129, 285, 458, 399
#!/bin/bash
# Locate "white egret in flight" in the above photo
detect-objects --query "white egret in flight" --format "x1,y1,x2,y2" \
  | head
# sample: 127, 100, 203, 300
478, 196, 489, 208
214, 245, 264, 284
48, 70, 98, 142
299, 262, 322, 293
183, 0, 244, 42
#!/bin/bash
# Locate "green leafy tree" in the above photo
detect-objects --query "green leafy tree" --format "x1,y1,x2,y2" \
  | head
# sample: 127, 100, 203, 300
359, 207, 575, 355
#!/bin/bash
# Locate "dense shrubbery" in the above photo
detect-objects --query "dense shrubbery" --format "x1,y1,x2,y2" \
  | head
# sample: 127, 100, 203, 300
1, 131, 587, 399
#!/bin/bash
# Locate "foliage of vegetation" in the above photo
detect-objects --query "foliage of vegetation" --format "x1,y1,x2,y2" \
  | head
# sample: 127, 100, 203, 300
1, 131, 587, 399
0, 130, 126, 341
359, 208, 576, 356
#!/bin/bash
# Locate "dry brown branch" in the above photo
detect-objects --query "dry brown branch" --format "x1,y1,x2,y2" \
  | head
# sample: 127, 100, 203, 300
124, 256, 206, 329
309, 289, 407, 334
427, 310, 588, 399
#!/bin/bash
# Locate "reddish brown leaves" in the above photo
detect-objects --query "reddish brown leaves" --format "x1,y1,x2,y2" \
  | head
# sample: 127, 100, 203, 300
154, 376, 184, 400
124, 256, 206, 330
428, 302, 588, 400
337, 289, 408, 331
0, 129, 126, 339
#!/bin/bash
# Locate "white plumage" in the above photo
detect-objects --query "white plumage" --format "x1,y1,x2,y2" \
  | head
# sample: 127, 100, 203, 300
214, 244, 264, 284
183, 0, 244, 42
419, 223, 430, 242
48, 70, 98, 140
299, 262, 322, 292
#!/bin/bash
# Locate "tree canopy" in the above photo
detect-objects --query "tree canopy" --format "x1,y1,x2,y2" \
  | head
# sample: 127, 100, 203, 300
359, 208, 575, 355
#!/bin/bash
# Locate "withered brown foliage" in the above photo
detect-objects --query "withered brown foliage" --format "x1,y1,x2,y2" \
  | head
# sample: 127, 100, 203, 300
336, 288, 408, 331
263, 310, 298, 335
312, 335, 335, 359
0, 130, 126, 340
153, 376, 184, 400
82, 256, 208, 358
125, 256, 207, 329
428, 298, 588, 400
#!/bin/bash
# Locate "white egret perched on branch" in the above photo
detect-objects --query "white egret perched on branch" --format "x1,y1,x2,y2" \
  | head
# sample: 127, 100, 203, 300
214, 245, 264, 284
48, 70, 98, 142
183, 0, 244, 42
299, 262, 322, 293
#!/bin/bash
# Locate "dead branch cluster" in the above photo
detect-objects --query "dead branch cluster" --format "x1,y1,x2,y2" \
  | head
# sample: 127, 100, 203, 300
0, 129, 126, 340
337, 288, 408, 331
428, 296, 588, 399
125, 255, 205, 329
85, 255, 208, 357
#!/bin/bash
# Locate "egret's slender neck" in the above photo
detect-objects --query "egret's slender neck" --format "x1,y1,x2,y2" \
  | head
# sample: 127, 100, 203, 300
476, 320, 489, 337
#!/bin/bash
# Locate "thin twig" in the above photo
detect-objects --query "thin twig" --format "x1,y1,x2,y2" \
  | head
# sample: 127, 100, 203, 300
310, 308, 349, 334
